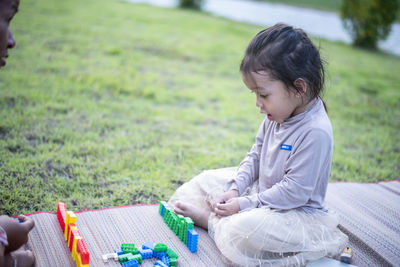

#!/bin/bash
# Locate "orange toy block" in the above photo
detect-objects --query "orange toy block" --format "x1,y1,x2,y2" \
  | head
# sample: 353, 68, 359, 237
57, 202, 67, 231
64, 211, 77, 240
77, 239, 90, 265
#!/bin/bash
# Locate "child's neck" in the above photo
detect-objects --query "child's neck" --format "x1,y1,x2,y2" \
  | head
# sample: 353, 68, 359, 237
291, 97, 317, 118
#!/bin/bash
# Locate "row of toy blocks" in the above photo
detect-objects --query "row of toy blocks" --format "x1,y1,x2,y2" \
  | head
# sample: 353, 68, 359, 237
159, 201, 197, 253
56, 202, 90, 266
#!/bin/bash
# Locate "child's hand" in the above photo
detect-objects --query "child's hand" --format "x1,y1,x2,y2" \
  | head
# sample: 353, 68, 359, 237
0, 214, 35, 253
213, 189, 239, 209
214, 198, 240, 217
17, 215, 35, 232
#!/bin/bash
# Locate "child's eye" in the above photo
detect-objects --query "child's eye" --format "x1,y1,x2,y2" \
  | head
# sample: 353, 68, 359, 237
260, 94, 268, 99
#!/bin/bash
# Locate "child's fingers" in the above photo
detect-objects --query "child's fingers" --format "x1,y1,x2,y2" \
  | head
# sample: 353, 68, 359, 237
17, 215, 35, 231
214, 207, 229, 217
173, 206, 184, 215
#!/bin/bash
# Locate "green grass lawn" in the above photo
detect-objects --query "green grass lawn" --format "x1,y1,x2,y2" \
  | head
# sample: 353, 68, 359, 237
0, 0, 399, 215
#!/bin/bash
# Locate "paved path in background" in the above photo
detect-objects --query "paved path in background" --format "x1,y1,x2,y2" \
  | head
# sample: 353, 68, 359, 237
126, 0, 400, 56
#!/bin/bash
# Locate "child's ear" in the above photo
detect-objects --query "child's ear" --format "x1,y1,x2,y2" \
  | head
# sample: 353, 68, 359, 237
293, 78, 307, 97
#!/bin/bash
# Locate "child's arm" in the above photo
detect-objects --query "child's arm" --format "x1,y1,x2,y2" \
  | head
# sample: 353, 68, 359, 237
237, 129, 332, 211
0, 215, 35, 253
224, 119, 267, 195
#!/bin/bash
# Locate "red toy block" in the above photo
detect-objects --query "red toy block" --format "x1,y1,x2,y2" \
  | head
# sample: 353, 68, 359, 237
77, 239, 90, 265
66, 223, 76, 246
69, 228, 81, 252
57, 202, 67, 231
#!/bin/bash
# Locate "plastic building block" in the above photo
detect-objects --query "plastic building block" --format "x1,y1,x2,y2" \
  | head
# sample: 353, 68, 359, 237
142, 241, 155, 251
122, 259, 139, 267
67, 224, 77, 250
153, 252, 167, 260
340, 247, 353, 264
102, 253, 118, 263
115, 249, 124, 255
154, 243, 168, 253
138, 248, 153, 259
77, 239, 90, 265
154, 260, 168, 267
121, 243, 138, 254
57, 202, 67, 231
169, 257, 177, 267
166, 248, 178, 260
64, 211, 77, 240
187, 228, 198, 253
159, 201, 168, 216
71, 230, 82, 262
118, 253, 133, 263
161, 255, 169, 266
130, 254, 142, 264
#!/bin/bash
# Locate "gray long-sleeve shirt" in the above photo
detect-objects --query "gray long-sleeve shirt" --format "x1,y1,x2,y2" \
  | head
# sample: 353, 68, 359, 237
226, 98, 333, 212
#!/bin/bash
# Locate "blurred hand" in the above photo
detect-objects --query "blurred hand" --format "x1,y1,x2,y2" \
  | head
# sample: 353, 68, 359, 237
17, 215, 35, 232
214, 198, 240, 217
0, 214, 35, 253
213, 189, 239, 210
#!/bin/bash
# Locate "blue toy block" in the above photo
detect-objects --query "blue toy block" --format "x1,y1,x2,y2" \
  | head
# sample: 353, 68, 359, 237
153, 251, 167, 260
115, 249, 124, 255
154, 260, 168, 267
122, 259, 139, 267
142, 241, 155, 251
187, 228, 198, 253
138, 248, 153, 259
161, 255, 170, 266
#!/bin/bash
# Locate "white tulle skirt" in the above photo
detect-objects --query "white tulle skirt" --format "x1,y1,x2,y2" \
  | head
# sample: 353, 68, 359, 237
168, 167, 348, 267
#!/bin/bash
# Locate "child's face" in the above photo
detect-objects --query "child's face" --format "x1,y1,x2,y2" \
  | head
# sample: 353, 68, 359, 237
0, 0, 19, 68
242, 71, 304, 124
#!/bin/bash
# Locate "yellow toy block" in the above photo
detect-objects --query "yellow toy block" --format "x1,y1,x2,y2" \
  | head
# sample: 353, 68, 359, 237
72, 236, 82, 263
64, 211, 77, 240
67, 225, 77, 248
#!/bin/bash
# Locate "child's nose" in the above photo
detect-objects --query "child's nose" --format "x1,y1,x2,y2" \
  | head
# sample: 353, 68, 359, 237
7, 28, 16, 49
256, 98, 262, 108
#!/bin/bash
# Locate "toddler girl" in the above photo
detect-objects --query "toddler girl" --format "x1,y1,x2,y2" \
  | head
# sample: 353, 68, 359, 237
169, 23, 348, 266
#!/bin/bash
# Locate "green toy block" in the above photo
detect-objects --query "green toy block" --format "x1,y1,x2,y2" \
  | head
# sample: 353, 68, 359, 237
166, 248, 179, 259
169, 257, 177, 266
185, 217, 194, 229
118, 253, 133, 263
121, 243, 138, 254
154, 243, 168, 253
126, 254, 135, 261
131, 254, 143, 264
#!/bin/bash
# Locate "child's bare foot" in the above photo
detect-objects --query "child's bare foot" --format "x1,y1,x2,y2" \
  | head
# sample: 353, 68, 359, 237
174, 201, 210, 230
5, 250, 35, 267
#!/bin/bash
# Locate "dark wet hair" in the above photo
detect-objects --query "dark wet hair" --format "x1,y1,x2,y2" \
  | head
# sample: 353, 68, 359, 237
240, 23, 326, 108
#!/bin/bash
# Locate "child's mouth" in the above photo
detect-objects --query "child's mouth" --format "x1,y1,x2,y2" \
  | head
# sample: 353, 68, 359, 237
267, 114, 273, 120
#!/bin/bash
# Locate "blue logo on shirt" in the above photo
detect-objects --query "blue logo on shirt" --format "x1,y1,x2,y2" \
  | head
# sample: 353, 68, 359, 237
280, 144, 292, 151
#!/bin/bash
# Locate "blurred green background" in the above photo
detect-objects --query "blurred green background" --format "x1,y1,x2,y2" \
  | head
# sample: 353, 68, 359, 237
0, 0, 399, 215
